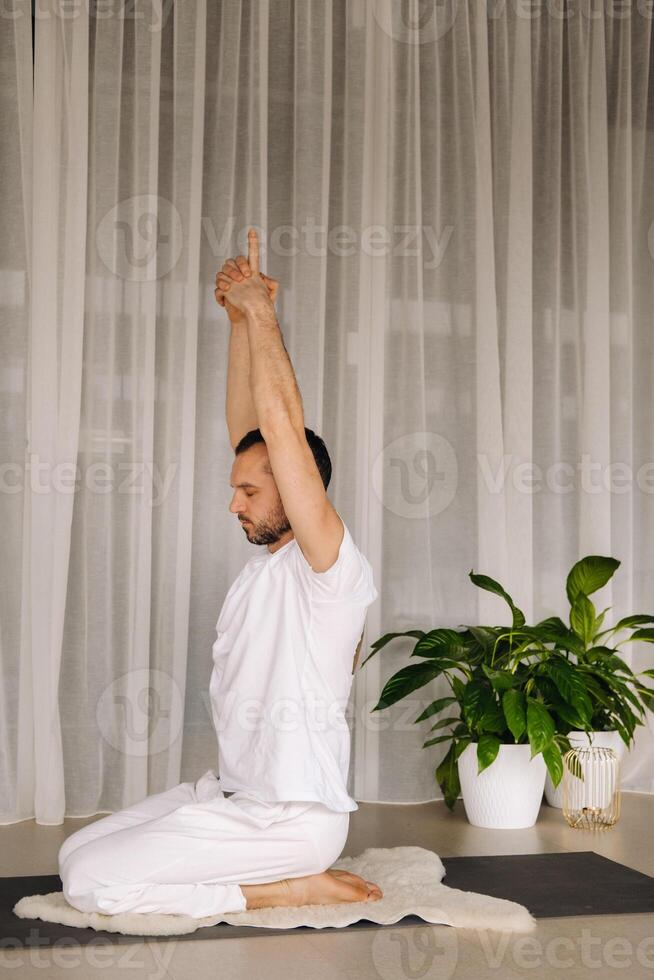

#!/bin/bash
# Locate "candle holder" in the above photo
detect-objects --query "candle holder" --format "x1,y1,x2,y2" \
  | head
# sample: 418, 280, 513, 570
562, 745, 621, 830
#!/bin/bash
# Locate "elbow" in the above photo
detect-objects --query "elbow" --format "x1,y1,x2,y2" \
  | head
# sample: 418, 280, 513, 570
258, 410, 304, 441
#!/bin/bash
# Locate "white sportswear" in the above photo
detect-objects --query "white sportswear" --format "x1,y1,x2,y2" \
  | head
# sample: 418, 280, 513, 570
209, 519, 379, 812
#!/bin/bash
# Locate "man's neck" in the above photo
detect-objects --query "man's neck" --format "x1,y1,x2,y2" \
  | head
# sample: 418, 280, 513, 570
267, 531, 295, 554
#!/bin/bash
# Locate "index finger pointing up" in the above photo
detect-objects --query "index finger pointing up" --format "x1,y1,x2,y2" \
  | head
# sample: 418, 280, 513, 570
247, 228, 260, 275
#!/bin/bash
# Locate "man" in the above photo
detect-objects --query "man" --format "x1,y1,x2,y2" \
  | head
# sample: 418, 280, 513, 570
210, 229, 382, 909
58, 230, 382, 918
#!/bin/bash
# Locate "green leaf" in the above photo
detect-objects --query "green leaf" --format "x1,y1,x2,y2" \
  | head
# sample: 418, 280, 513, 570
597, 615, 654, 638
594, 673, 645, 718
541, 661, 593, 722
593, 606, 611, 636
542, 741, 564, 787
583, 647, 634, 675
534, 616, 570, 634
360, 629, 426, 668
423, 734, 455, 748
428, 716, 461, 732
411, 629, 469, 659
526, 619, 586, 655
479, 702, 506, 734
467, 625, 498, 652
564, 750, 584, 781
414, 696, 458, 724
451, 674, 466, 701
542, 696, 589, 733
372, 661, 443, 711
623, 629, 654, 644
535, 674, 583, 730
436, 744, 460, 810
502, 688, 527, 741
468, 571, 526, 628
636, 687, 654, 712
569, 594, 597, 647
565, 556, 620, 605
462, 680, 492, 728
476, 734, 501, 773
481, 664, 521, 690
526, 698, 556, 757
607, 697, 639, 739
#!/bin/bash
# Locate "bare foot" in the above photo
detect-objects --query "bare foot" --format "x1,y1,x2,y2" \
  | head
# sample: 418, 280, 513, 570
328, 869, 384, 901
240, 869, 383, 910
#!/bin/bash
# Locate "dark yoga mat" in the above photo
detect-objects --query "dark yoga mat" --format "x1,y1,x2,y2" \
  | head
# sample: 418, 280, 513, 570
2, 851, 654, 947
441, 851, 654, 919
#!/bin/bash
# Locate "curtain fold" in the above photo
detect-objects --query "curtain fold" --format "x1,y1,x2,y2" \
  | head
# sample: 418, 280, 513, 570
1, 0, 653, 824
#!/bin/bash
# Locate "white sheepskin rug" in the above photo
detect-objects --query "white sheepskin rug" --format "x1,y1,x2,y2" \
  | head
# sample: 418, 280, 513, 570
13, 846, 537, 936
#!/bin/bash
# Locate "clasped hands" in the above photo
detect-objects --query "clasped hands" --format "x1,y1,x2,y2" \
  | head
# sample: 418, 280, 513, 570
214, 228, 279, 322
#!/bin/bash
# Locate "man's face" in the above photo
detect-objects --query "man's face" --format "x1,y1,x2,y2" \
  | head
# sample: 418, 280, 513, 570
229, 443, 292, 546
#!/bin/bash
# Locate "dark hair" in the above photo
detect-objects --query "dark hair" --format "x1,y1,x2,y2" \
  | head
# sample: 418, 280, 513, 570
234, 426, 332, 490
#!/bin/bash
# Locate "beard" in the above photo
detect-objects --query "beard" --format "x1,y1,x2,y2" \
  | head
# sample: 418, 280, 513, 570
240, 500, 291, 546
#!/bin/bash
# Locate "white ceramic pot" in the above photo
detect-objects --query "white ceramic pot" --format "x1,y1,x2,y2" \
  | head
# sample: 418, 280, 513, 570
544, 730, 627, 808
457, 742, 547, 829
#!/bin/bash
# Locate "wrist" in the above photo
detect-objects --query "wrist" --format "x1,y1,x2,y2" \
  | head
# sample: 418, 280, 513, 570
242, 295, 276, 321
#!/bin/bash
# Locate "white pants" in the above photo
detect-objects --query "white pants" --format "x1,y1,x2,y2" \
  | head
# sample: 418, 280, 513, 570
58, 768, 350, 918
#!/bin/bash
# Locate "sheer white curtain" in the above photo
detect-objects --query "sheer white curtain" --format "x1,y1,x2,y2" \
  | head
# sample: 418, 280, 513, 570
1, 0, 653, 825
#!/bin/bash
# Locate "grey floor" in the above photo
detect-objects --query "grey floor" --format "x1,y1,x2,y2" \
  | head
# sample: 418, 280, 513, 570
2, 792, 654, 979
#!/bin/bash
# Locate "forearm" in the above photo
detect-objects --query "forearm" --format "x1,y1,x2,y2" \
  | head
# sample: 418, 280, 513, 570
225, 322, 259, 448
243, 300, 305, 434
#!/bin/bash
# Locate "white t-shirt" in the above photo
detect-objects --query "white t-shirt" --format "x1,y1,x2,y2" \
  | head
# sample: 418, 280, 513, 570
208, 519, 378, 812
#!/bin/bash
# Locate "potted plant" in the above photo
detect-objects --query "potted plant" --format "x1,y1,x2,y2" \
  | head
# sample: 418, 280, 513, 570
362, 556, 654, 829
529, 557, 654, 806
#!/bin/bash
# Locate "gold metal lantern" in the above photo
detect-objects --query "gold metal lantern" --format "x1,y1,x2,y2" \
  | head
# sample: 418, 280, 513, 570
562, 745, 621, 830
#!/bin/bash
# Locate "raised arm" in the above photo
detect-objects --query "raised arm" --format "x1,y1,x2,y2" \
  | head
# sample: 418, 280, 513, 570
215, 248, 279, 450
225, 323, 258, 450
216, 228, 344, 573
